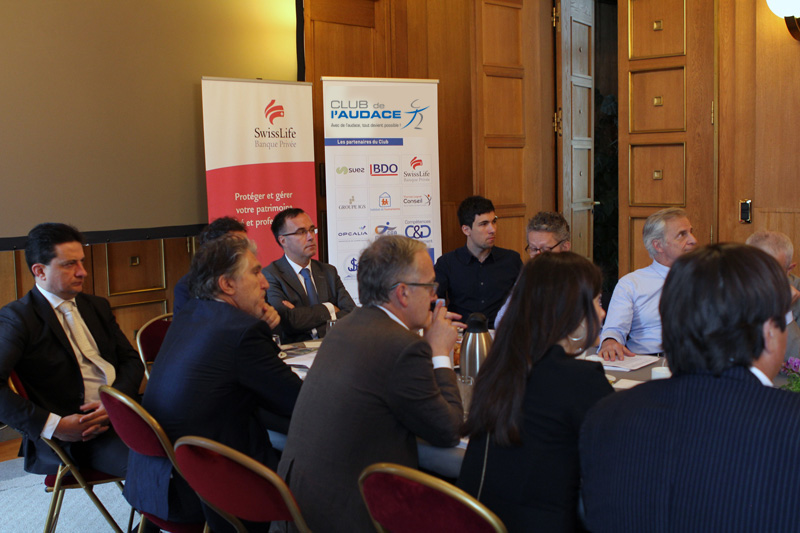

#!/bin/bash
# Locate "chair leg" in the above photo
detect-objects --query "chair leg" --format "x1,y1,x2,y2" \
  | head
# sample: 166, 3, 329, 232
44, 466, 68, 533
126, 507, 136, 533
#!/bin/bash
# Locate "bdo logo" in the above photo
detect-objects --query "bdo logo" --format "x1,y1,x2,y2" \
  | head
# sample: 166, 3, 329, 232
371, 163, 398, 177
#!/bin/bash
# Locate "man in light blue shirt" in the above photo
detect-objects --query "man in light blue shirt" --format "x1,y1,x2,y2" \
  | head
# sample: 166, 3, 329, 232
599, 208, 697, 360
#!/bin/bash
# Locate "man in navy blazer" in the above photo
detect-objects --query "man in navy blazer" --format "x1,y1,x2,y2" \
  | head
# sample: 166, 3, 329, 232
125, 235, 302, 527
263, 208, 355, 343
0, 223, 143, 476
580, 243, 800, 532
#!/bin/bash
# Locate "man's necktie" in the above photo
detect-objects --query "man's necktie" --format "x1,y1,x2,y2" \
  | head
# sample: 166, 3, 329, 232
57, 300, 116, 384
300, 268, 320, 305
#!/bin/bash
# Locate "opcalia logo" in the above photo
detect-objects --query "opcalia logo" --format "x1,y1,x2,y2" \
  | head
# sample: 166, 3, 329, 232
264, 100, 285, 125
410, 157, 423, 170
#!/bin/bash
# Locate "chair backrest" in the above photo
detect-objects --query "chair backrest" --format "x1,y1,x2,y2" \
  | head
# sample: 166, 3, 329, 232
174, 435, 311, 532
98, 385, 176, 464
359, 462, 507, 533
135, 313, 173, 378
8, 371, 27, 398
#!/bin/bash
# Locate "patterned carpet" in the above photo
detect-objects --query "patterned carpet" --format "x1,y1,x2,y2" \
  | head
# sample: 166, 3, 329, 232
0, 458, 135, 533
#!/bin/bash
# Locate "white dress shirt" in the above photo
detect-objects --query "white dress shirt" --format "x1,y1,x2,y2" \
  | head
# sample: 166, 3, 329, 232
37, 285, 114, 438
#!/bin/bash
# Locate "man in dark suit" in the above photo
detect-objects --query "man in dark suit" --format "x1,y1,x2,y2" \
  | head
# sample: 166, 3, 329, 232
263, 208, 355, 343
275, 235, 464, 533
125, 235, 302, 528
0, 223, 143, 476
580, 243, 800, 532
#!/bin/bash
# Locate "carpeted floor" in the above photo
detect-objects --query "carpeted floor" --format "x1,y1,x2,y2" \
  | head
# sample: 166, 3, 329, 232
0, 458, 136, 532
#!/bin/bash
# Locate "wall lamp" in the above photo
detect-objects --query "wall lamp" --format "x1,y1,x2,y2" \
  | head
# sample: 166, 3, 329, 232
767, 0, 800, 40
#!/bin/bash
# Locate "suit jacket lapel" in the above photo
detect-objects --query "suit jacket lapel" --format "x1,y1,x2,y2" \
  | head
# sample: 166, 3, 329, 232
277, 256, 310, 305
31, 286, 75, 358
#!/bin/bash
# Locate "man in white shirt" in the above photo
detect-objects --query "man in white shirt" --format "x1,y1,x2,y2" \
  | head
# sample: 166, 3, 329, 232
263, 208, 355, 343
599, 208, 697, 360
0, 223, 143, 475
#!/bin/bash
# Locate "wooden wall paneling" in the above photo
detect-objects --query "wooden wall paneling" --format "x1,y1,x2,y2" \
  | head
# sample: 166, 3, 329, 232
104, 241, 165, 296
164, 237, 193, 313
14, 251, 29, 300
630, 142, 685, 206
618, 0, 713, 275
474, 0, 534, 258
629, 0, 685, 59
0, 252, 17, 307
629, 216, 652, 271
424, 0, 474, 253
305, 0, 392, 258
629, 66, 685, 133
522, 0, 556, 219
114, 300, 169, 349
718, 1, 800, 259
91, 241, 168, 346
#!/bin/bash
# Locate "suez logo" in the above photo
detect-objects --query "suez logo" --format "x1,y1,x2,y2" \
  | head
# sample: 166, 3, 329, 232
336, 166, 366, 175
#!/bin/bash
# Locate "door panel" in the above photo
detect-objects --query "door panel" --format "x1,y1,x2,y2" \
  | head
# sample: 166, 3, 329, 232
557, 0, 595, 260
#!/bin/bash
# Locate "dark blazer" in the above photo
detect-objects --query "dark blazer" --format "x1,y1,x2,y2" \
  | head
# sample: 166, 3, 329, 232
276, 306, 463, 532
0, 285, 143, 474
458, 345, 613, 532
580, 366, 800, 533
172, 272, 190, 316
263, 255, 356, 343
124, 298, 303, 523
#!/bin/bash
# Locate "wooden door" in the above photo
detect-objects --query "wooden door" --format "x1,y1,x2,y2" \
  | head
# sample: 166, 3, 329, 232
557, 0, 596, 259
617, 0, 715, 274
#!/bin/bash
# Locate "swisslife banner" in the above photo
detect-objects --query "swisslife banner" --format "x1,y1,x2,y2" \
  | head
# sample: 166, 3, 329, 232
322, 77, 442, 304
201, 77, 316, 264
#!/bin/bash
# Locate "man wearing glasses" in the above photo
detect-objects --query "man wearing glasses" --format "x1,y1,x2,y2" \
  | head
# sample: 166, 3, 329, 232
434, 196, 522, 328
276, 235, 463, 532
495, 212, 572, 327
264, 207, 355, 343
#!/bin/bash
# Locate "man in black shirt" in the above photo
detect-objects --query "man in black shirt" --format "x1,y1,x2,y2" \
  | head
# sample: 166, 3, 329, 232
434, 196, 522, 328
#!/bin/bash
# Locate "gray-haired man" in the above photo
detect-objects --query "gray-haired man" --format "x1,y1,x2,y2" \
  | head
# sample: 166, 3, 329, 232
599, 208, 697, 361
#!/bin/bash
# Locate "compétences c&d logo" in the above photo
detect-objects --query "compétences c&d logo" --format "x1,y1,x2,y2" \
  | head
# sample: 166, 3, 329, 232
254, 99, 297, 148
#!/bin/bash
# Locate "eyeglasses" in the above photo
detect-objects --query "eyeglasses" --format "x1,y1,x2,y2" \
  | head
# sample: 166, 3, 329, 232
281, 226, 318, 238
526, 238, 566, 255
391, 281, 439, 294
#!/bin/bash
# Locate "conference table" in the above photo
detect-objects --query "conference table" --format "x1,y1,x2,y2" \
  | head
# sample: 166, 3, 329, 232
273, 343, 788, 480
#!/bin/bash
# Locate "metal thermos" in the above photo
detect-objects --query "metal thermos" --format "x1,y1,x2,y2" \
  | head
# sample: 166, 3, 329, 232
460, 313, 492, 380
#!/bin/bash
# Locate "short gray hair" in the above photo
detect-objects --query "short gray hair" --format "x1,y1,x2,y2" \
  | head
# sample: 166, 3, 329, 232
642, 208, 688, 258
188, 235, 256, 300
746, 230, 794, 269
358, 236, 427, 306
526, 212, 570, 242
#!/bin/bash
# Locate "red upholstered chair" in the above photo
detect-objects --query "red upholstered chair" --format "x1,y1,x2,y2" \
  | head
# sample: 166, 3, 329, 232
98, 385, 207, 533
173, 435, 312, 533
8, 372, 130, 533
358, 462, 507, 533
135, 313, 172, 379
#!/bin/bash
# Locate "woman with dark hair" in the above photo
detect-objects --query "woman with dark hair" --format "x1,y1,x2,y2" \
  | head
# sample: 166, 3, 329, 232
458, 252, 613, 532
